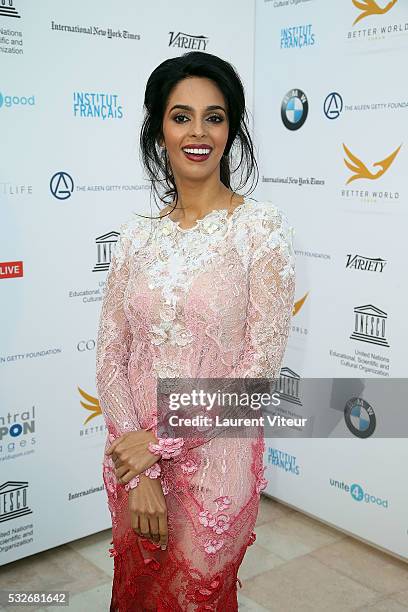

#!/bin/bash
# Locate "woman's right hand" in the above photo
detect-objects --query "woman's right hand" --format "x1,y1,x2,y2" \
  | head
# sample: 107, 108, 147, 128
128, 474, 168, 550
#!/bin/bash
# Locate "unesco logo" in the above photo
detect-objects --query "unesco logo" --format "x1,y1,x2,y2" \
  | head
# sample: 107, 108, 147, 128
344, 397, 376, 438
324, 92, 343, 120
281, 89, 309, 130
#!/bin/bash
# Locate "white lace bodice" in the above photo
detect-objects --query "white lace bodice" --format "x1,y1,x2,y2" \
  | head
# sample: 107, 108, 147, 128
96, 196, 296, 438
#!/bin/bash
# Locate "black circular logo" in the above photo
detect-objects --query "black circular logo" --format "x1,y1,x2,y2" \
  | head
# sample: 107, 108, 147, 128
281, 89, 309, 131
50, 171, 74, 200
344, 397, 376, 438
324, 92, 343, 120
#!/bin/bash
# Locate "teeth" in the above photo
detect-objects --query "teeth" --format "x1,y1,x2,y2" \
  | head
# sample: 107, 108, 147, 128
183, 148, 211, 155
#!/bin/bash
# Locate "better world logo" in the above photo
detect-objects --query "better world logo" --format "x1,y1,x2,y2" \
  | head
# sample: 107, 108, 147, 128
343, 143, 402, 184
352, 0, 398, 26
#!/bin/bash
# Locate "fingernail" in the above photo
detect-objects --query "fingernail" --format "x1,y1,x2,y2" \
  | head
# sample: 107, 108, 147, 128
161, 545, 166, 550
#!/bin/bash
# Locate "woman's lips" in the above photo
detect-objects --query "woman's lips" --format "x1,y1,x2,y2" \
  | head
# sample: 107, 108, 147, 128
182, 150, 211, 162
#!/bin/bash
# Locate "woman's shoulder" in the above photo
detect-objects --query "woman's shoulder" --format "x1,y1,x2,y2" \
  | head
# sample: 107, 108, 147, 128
118, 212, 153, 246
243, 197, 294, 236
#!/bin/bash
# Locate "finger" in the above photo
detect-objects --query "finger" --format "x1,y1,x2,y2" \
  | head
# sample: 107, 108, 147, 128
139, 516, 150, 540
106, 433, 128, 455
130, 512, 141, 536
158, 512, 168, 549
117, 468, 140, 485
149, 516, 160, 544
115, 466, 129, 481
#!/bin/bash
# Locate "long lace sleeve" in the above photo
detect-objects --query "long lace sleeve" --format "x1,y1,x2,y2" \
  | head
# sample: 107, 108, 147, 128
152, 204, 296, 462
232, 205, 296, 379
95, 224, 141, 439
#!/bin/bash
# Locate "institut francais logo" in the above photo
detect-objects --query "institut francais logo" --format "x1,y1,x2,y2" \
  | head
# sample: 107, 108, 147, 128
342, 143, 402, 184
352, 0, 398, 26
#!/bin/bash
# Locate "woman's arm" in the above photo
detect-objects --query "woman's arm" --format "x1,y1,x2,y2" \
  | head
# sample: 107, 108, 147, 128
95, 223, 141, 438
231, 204, 296, 380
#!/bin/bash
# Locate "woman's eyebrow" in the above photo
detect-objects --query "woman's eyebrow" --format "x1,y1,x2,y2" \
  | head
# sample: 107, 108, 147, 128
168, 104, 226, 113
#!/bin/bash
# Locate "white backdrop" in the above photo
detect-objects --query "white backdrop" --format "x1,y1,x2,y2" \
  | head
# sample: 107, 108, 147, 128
1, 0, 407, 565
0, 0, 255, 564
255, 0, 408, 561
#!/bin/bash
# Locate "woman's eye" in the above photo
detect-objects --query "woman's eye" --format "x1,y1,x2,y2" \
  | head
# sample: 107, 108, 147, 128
208, 115, 223, 123
174, 114, 188, 123
173, 114, 224, 124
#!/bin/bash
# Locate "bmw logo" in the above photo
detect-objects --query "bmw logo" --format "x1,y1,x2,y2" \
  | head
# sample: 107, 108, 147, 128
344, 397, 376, 438
281, 89, 309, 131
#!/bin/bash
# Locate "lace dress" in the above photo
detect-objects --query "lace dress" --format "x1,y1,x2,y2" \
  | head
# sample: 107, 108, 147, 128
95, 196, 296, 611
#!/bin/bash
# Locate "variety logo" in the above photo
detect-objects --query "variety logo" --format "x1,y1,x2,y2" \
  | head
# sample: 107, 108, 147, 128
0, 0, 20, 18
168, 31, 209, 50
73, 92, 123, 119
344, 397, 376, 438
324, 92, 343, 119
350, 304, 390, 348
280, 24, 316, 49
0, 260, 23, 279
281, 88, 309, 130
50, 171, 74, 200
346, 254, 386, 273
329, 477, 388, 508
0, 92, 35, 108
0, 481, 33, 522
267, 447, 301, 475
343, 143, 401, 184
352, 0, 398, 26
93, 231, 119, 272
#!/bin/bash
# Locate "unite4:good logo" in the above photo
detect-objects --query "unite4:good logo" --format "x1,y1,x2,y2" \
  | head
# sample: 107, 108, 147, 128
329, 478, 389, 508
0, 92, 35, 108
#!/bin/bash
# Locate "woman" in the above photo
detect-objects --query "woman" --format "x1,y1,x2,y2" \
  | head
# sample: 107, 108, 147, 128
96, 51, 296, 611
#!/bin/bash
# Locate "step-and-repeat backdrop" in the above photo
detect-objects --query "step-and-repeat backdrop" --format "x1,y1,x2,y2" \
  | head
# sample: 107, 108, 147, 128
1, 0, 407, 565
255, 0, 407, 561
0, 0, 255, 564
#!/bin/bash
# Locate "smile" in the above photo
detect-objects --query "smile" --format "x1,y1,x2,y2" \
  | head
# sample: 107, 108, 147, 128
182, 146, 212, 162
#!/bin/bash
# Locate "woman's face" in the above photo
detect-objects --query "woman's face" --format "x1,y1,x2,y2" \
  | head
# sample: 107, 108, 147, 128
161, 76, 229, 184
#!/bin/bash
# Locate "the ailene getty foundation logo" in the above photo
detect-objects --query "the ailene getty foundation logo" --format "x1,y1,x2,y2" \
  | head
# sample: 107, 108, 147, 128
352, 0, 398, 26
342, 143, 402, 185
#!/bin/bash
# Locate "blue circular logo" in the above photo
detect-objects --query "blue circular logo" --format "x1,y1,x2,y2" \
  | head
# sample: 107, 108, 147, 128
350, 483, 364, 502
281, 89, 309, 131
344, 397, 376, 438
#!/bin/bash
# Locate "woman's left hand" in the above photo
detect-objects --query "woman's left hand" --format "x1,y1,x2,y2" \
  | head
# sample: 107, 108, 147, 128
106, 429, 159, 485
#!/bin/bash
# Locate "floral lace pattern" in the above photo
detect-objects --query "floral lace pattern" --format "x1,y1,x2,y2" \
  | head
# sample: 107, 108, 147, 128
95, 197, 296, 610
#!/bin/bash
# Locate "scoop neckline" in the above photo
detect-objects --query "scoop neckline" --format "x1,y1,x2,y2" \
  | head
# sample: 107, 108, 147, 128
160, 196, 250, 232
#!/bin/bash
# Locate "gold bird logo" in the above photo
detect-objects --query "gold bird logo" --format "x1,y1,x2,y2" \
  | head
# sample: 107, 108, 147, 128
78, 386, 102, 424
293, 292, 309, 316
343, 143, 402, 185
352, 0, 398, 26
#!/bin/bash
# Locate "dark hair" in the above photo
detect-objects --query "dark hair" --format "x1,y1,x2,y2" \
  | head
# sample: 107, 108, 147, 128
136, 51, 259, 221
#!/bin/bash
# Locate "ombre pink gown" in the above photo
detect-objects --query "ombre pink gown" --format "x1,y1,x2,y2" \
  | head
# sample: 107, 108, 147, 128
95, 197, 296, 611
